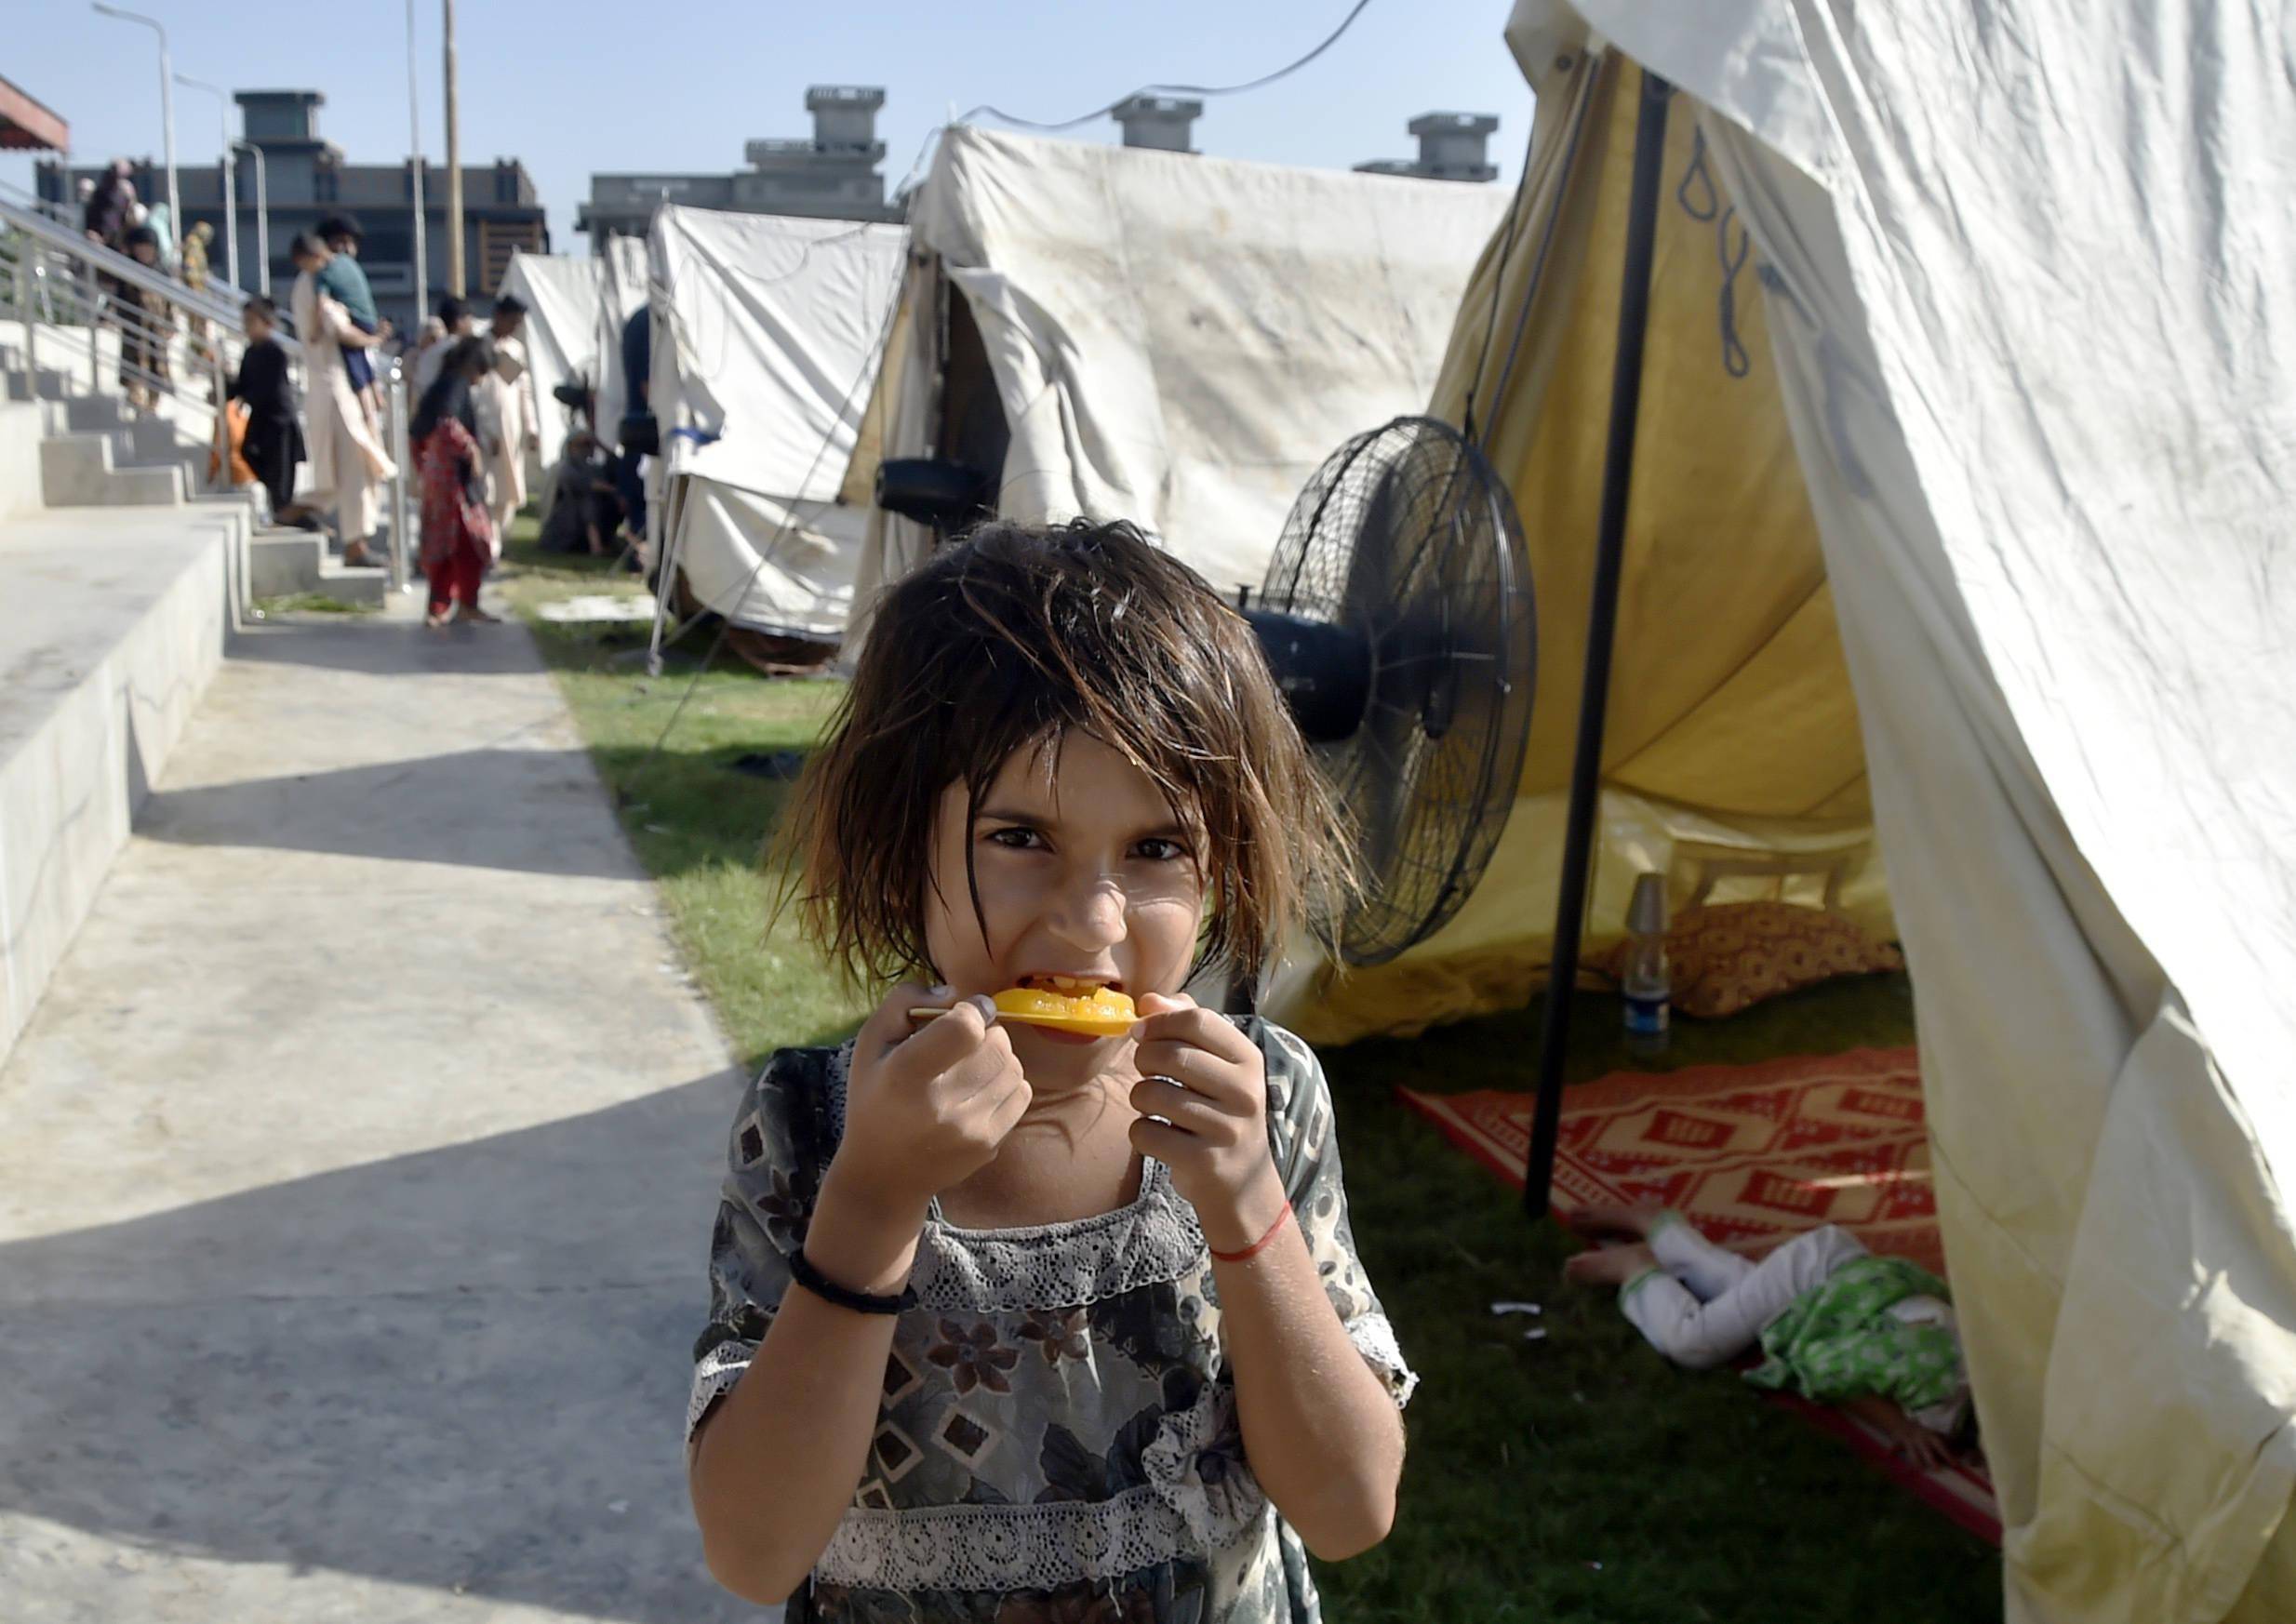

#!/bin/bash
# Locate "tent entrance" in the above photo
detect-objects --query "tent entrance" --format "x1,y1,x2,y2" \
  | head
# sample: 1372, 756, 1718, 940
934, 283, 1009, 498
1280, 49, 1888, 1053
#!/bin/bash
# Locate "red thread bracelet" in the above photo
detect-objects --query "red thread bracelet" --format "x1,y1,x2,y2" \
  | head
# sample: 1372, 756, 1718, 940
1209, 1203, 1293, 1264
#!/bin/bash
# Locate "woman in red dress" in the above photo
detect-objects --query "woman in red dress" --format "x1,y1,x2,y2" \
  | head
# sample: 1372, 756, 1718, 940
411, 338, 500, 629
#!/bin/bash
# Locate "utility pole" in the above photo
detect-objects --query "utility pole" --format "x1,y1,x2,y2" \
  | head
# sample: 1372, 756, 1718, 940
443, 0, 464, 298
406, 0, 428, 326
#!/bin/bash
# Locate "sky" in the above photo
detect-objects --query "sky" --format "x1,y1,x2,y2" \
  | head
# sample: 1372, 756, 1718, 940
4, 1, 1533, 249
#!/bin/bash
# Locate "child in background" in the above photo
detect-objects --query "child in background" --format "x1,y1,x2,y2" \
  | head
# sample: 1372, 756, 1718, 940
309, 216, 389, 404
227, 297, 307, 525
1567, 1204, 1974, 1471
687, 520, 1411, 1622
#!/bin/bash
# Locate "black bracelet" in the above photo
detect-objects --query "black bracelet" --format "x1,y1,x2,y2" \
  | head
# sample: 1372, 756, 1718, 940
789, 1245, 916, 1316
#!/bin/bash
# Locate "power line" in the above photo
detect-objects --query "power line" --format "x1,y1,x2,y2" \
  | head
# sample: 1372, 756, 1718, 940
958, 0, 1378, 134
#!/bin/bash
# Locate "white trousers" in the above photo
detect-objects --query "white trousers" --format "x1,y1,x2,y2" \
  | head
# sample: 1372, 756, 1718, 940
1620, 1219, 1867, 1370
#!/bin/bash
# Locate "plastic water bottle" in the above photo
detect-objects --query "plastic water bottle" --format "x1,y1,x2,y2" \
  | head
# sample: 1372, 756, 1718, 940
1622, 872, 1671, 1054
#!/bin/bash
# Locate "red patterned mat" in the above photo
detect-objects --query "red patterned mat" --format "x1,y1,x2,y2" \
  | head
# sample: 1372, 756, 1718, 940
1398, 1047, 2000, 1544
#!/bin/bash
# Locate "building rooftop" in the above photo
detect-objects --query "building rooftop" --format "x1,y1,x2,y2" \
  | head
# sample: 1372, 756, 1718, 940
0, 74, 69, 153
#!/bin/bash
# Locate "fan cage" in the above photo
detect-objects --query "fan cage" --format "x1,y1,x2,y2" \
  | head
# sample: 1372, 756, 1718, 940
1259, 415, 1535, 967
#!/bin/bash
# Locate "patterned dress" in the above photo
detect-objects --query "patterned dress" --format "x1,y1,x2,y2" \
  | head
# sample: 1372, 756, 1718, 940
687, 1019, 1414, 1624
416, 417, 493, 581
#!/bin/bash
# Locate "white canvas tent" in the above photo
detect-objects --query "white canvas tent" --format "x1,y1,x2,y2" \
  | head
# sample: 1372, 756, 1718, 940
497, 250, 605, 472
647, 206, 906, 642
1294, 5, 2296, 1619
840, 126, 1511, 649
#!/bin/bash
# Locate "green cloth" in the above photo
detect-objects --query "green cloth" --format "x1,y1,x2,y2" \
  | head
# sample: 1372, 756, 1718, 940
1742, 1255, 1962, 1412
315, 256, 379, 331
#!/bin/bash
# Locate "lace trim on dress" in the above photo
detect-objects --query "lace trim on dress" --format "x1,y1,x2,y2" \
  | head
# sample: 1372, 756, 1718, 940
814, 1482, 1266, 1592
828, 1042, 1211, 1313
687, 1338, 754, 1444
1345, 1311, 1420, 1408
1140, 1377, 1267, 1549
812, 1280, 1270, 1593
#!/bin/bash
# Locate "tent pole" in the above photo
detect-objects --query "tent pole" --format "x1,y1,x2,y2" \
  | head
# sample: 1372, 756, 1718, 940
1523, 66, 1673, 1219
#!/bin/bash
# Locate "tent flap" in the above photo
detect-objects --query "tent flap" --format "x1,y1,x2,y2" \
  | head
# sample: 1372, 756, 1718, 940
498, 251, 605, 472
647, 206, 906, 643
1347, 4, 2296, 1617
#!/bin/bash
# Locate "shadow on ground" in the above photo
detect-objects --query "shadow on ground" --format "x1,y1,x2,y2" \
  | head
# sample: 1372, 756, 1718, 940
0, 1057, 852, 1622
138, 745, 648, 880
229, 618, 549, 678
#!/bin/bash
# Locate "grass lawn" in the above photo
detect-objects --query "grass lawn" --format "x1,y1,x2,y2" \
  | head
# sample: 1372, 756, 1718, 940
494, 516, 2002, 1621
252, 591, 379, 618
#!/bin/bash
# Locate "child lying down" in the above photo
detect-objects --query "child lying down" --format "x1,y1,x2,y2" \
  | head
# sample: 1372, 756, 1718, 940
1566, 1205, 1976, 1471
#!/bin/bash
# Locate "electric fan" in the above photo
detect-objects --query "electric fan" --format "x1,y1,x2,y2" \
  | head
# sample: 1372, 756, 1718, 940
1239, 416, 1535, 965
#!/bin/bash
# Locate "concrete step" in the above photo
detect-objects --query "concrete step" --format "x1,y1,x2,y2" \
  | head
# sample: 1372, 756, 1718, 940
39, 433, 186, 507
247, 528, 389, 605
316, 563, 391, 607
4, 365, 87, 404
53, 393, 136, 434
0, 506, 237, 1063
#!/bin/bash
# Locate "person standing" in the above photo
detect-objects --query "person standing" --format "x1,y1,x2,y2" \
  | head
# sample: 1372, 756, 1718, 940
83, 159, 134, 247
402, 315, 447, 401
477, 293, 538, 543
144, 200, 177, 272
413, 296, 474, 400
117, 223, 172, 413
227, 297, 308, 525
180, 220, 216, 362
609, 302, 653, 547
312, 215, 391, 412
288, 232, 397, 569
83, 160, 138, 351
180, 220, 211, 290
410, 337, 500, 628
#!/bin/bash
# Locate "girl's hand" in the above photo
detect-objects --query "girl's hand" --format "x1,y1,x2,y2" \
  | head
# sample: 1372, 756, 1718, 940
1128, 993, 1286, 1250
833, 984, 1033, 1212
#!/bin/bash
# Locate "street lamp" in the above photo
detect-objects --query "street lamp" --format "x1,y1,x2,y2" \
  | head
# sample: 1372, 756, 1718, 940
171, 73, 236, 291
230, 139, 269, 297
91, 4, 180, 264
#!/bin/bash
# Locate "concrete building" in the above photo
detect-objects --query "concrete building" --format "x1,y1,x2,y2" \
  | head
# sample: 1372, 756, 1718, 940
1113, 95, 1203, 153
576, 86, 899, 251
1356, 112, 1501, 182
37, 89, 548, 333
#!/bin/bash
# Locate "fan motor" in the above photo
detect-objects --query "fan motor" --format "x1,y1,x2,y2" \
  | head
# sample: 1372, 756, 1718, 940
1239, 606, 1372, 745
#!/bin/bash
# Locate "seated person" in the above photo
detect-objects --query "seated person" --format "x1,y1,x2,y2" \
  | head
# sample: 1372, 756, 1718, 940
537, 429, 624, 556
1567, 1205, 1973, 1471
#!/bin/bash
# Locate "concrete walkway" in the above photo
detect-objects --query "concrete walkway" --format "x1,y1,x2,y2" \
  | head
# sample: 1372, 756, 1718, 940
0, 599, 762, 1622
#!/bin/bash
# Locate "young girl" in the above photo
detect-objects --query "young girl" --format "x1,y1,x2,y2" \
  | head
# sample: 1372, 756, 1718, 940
409, 338, 499, 628
687, 520, 1412, 1622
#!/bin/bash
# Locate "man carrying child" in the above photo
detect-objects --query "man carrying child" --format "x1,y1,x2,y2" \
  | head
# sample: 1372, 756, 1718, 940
288, 231, 397, 569
313, 215, 391, 418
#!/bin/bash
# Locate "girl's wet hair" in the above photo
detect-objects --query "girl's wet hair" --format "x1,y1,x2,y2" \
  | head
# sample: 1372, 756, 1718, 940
780, 517, 1353, 989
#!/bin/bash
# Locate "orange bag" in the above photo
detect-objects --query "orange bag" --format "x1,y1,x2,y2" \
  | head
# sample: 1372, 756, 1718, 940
209, 398, 257, 487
